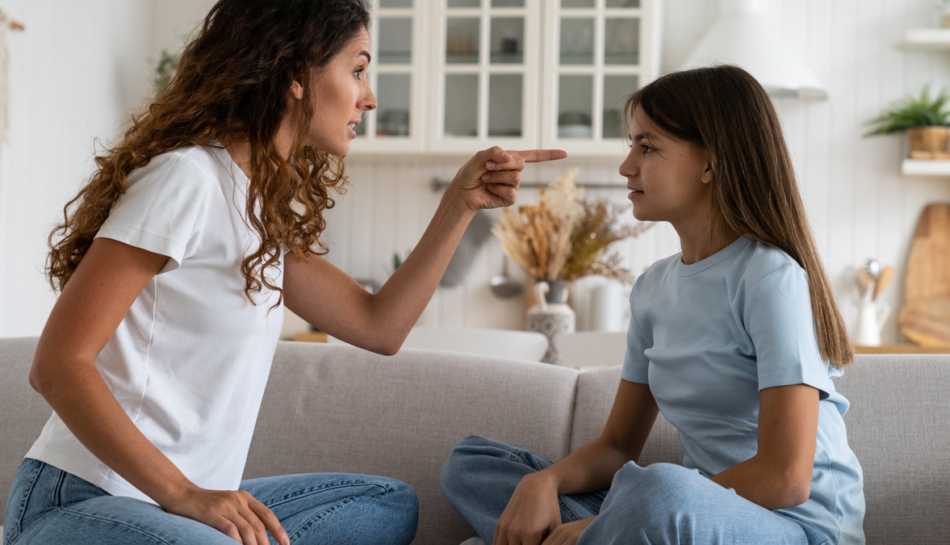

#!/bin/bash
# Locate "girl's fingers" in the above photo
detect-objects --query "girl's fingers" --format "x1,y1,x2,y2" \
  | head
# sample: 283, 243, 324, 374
488, 184, 517, 205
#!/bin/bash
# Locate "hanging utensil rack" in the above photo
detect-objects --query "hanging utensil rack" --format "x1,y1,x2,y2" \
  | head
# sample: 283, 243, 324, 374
430, 177, 627, 192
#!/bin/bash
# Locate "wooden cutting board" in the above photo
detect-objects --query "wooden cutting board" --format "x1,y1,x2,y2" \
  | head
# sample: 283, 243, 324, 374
900, 203, 950, 347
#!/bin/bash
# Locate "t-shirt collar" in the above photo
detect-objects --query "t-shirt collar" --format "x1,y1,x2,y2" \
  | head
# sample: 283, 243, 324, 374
676, 235, 751, 277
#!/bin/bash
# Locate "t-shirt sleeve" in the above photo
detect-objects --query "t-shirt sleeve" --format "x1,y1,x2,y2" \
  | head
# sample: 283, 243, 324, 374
95, 154, 211, 274
621, 289, 651, 384
744, 263, 834, 399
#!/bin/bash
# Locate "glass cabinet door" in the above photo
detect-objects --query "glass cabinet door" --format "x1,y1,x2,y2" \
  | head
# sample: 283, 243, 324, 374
350, 0, 426, 153
542, 0, 659, 155
431, 0, 540, 152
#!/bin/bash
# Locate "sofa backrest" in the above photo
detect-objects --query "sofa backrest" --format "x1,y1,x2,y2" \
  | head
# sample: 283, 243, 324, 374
245, 342, 580, 545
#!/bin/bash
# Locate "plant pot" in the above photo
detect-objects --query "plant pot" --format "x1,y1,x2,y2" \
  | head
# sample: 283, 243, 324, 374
907, 126, 950, 159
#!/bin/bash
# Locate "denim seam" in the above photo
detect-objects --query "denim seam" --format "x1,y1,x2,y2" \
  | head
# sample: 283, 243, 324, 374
52, 468, 68, 509
58, 506, 174, 545
287, 495, 360, 539
6, 462, 44, 543
262, 481, 391, 510
558, 498, 581, 522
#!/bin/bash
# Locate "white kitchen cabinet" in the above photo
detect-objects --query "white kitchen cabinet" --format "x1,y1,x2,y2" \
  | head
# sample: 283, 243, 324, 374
350, 0, 662, 157
350, 0, 429, 153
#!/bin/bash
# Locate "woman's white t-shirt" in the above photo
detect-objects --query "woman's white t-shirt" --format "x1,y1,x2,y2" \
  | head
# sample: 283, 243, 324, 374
26, 144, 287, 503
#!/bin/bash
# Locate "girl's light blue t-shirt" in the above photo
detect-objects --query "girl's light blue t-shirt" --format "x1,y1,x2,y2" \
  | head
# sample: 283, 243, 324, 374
622, 235, 865, 545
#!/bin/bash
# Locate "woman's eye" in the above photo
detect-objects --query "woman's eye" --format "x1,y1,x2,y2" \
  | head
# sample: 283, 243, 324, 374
354, 67, 365, 80
641, 144, 655, 154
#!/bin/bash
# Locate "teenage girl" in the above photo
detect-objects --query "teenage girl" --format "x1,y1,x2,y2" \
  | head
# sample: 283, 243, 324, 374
2, 1, 564, 544
441, 65, 865, 545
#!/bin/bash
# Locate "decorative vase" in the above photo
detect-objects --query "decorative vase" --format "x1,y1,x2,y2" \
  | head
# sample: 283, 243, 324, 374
854, 299, 891, 347
527, 280, 576, 365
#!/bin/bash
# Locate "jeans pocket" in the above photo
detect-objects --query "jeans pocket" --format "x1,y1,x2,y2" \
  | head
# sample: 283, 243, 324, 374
4, 459, 46, 544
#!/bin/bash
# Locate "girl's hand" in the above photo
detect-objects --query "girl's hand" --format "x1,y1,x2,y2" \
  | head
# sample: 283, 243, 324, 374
451, 146, 568, 211
541, 517, 596, 545
494, 472, 563, 545
163, 487, 289, 545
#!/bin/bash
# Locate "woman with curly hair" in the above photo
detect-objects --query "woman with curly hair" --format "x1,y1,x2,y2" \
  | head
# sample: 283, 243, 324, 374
2, 1, 565, 544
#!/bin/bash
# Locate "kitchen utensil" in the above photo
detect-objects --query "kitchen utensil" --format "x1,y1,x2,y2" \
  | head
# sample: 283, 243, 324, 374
901, 204, 950, 346
873, 266, 895, 301
898, 298, 950, 347
489, 256, 523, 299
856, 267, 875, 301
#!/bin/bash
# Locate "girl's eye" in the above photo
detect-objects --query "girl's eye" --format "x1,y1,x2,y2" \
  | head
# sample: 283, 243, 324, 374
641, 144, 655, 154
354, 67, 365, 80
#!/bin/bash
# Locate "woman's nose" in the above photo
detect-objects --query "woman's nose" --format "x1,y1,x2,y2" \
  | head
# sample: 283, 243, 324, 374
362, 86, 378, 111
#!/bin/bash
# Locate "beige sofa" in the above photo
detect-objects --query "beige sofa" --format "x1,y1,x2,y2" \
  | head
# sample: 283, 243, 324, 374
1, 336, 948, 544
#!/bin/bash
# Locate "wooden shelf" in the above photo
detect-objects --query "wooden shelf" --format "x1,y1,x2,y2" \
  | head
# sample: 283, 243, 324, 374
903, 28, 950, 50
901, 159, 950, 176
854, 344, 950, 354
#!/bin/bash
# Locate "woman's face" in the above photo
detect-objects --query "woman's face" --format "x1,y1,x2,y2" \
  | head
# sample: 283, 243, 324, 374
301, 27, 377, 156
618, 108, 713, 224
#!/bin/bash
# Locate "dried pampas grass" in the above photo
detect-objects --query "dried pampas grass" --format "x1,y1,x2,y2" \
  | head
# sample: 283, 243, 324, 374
493, 168, 652, 284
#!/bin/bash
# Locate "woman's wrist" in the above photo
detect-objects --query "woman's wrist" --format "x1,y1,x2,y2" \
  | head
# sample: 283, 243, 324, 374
440, 181, 479, 218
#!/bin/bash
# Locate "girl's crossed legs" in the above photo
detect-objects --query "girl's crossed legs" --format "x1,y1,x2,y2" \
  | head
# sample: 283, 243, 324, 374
441, 436, 825, 545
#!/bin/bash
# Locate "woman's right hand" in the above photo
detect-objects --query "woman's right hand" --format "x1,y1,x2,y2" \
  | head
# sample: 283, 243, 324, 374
163, 486, 289, 545
494, 471, 563, 545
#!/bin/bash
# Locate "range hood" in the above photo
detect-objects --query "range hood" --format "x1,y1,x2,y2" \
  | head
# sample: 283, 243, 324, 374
678, 0, 827, 100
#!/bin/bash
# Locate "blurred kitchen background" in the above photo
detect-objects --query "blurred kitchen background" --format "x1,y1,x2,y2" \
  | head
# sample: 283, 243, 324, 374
1, 0, 949, 348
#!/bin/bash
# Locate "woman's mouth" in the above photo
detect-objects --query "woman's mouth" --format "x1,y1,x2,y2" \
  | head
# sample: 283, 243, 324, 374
347, 122, 358, 137
628, 189, 644, 200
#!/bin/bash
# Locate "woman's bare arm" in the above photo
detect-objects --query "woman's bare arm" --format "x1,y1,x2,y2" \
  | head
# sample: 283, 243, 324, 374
30, 238, 288, 545
283, 147, 566, 355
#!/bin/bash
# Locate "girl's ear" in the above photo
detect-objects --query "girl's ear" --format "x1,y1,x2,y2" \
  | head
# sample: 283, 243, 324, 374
700, 151, 714, 185
290, 80, 304, 101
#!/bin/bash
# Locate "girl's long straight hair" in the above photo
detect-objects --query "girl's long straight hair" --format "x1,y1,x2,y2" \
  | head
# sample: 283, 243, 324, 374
47, 0, 370, 306
625, 65, 853, 368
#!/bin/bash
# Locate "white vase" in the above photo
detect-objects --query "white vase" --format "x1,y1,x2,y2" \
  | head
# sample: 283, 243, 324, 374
527, 280, 576, 365
854, 299, 890, 347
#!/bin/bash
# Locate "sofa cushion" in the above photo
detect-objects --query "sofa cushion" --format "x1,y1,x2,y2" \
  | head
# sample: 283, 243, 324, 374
834, 355, 950, 544
570, 365, 681, 464
245, 342, 580, 545
0, 337, 48, 523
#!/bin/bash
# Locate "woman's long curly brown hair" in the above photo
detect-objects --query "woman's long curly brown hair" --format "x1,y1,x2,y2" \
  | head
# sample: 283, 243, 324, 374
47, 0, 370, 305
625, 65, 854, 368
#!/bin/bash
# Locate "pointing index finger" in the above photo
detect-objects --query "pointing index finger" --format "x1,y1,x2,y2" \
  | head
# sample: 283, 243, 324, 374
513, 149, 568, 163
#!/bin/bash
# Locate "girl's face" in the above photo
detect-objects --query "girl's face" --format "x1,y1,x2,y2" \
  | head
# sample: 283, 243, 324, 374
619, 108, 714, 224
297, 27, 377, 156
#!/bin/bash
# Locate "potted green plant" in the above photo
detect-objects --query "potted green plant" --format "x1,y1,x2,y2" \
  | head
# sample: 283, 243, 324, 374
865, 85, 950, 159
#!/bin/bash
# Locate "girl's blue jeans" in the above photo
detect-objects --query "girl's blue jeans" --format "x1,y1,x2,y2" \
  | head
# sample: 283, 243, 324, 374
441, 435, 831, 545
4, 458, 418, 545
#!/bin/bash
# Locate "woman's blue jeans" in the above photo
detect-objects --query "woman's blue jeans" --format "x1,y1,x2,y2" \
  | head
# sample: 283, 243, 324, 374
441, 436, 830, 545
4, 458, 418, 545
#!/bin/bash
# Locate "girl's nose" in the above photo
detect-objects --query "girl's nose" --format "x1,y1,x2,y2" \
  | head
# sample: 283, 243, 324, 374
362, 86, 378, 111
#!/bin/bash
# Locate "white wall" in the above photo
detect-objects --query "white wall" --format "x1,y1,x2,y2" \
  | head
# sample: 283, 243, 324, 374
3, 0, 950, 344
0, 0, 155, 337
